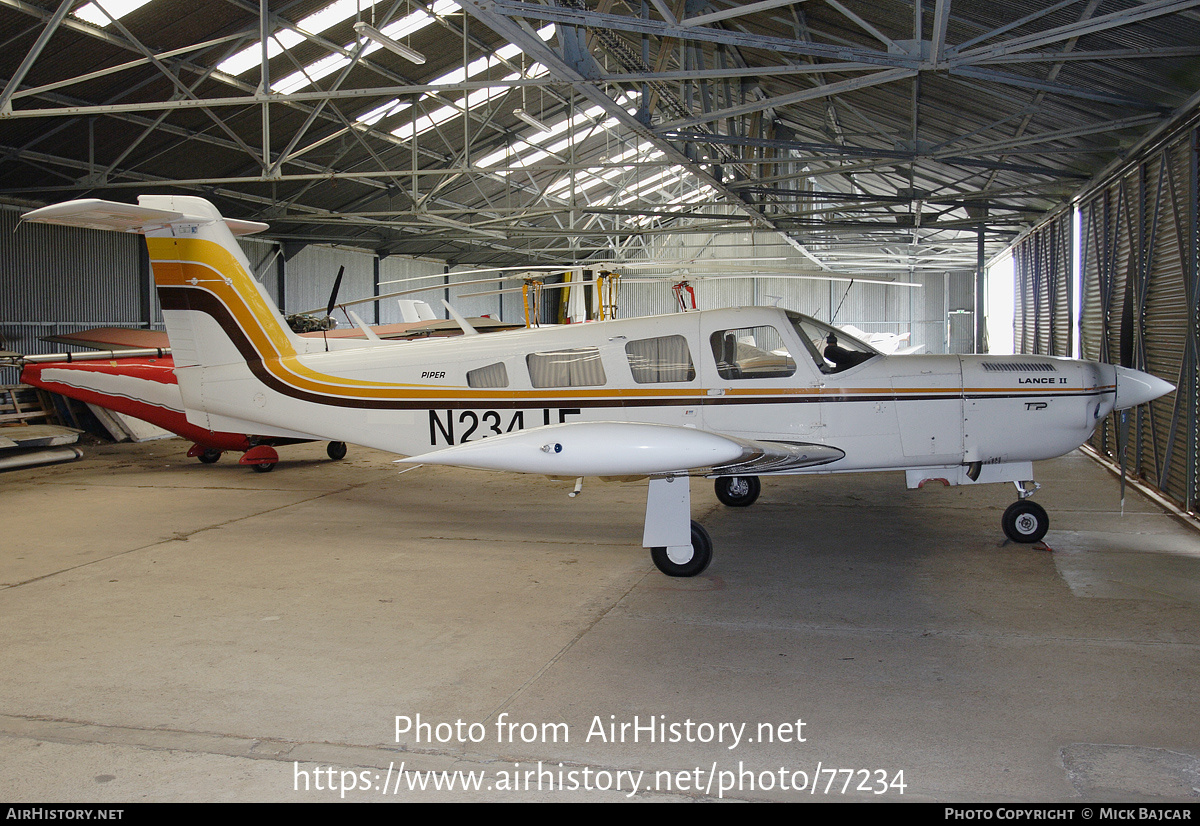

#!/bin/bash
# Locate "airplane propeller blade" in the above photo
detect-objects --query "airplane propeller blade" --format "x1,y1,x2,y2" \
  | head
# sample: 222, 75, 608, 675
1118, 408, 1128, 516
1119, 278, 1135, 370
326, 265, 345, 318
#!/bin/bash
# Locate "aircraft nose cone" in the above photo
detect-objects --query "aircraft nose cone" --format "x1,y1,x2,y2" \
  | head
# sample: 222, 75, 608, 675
1113, 365, 1174, 410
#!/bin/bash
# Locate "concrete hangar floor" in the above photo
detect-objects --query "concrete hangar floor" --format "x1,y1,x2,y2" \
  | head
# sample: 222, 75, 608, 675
2, 438, 1199, 803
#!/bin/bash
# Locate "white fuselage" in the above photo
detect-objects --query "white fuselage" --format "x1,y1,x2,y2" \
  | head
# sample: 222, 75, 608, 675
174, 305, 1116, 480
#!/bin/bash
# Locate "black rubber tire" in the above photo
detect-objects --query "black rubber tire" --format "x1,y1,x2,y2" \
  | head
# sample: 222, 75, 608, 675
251, 461, 276, 473
1002, 500, 1049, 543
650, 521, 713, 577
197, 449, 221, 464
714, 475, 761, 507
327, 441, 347, 460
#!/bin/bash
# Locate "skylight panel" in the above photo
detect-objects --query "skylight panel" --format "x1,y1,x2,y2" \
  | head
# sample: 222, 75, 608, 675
374, 24, 553, 143
357, 98, 412, 126
611, 167, 689, 206
542, 143, 661, 196
300, 0, 364, 36
678, 187, 717, 205
216, 0, 455, 79
381, 0, 455, 41
546, 163, 634, 199
72, 0, 154, 27
218, 31, 304, 78
394, 84, 510, 141
273, 52, 352, 94
477, 108, 606, 172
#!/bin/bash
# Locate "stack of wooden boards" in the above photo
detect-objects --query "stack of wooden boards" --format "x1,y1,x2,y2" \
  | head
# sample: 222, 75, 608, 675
0, 384, 83, 470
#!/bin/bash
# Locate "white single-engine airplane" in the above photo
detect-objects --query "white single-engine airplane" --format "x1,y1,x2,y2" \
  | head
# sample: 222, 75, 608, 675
22, 196, 1174, 577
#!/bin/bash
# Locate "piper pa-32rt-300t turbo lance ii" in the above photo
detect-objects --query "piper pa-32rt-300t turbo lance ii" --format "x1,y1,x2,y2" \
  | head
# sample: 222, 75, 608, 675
21, 196, 1174, 577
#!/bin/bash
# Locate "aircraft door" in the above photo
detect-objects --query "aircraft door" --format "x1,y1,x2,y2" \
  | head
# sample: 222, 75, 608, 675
701, 320, 822, 439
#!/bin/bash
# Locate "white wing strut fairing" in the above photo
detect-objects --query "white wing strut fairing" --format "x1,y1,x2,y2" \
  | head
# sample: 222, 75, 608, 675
400, 422, 845, 477
21, 196, 1177, 578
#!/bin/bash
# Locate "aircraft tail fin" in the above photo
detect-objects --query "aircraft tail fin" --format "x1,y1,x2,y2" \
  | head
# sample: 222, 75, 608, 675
22, 196, 300, 370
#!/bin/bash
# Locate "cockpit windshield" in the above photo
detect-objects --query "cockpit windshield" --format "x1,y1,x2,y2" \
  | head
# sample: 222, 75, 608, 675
785, 311, 881, 374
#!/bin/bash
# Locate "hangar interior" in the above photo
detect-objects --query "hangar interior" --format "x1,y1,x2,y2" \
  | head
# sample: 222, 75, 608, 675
3, 0, 1200, 803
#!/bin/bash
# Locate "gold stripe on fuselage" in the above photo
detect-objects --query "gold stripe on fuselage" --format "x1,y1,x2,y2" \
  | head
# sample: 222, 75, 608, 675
148, 238, 1113, 407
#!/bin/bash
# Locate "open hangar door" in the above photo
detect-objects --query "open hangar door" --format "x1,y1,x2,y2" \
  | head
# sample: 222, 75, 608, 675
1012, 110, 1200, 515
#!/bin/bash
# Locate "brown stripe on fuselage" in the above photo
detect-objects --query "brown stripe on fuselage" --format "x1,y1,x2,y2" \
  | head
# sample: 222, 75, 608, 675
158, 285, 1115, 412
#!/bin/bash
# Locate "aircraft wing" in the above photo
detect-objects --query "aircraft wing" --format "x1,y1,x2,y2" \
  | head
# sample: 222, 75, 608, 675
399, 421, 843, 477
43, 327, 170, 351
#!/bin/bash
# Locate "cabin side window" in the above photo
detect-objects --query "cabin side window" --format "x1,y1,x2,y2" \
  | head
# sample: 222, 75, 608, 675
709, 326, 797, 380
526, 347, 607, 388
625, 335, 695, 383
466, 362, 509, 388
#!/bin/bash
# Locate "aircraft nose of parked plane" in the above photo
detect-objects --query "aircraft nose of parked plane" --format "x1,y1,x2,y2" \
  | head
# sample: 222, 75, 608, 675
1113, 364, 1175, 410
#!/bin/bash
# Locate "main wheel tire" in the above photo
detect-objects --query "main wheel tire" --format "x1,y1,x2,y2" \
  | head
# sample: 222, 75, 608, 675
1002, 500, 1049, 543
714, 475, 761, 507
327, 441, 347, 460
251, 461, 276, 473
650, 521, 713, 577
197, 449, 221, 464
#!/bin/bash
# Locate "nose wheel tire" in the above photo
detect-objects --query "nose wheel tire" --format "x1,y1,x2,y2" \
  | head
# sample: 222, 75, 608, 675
327, 441, 347, 460
1002, 500, 1049, 543
650, 521, 713, 577
197, 449, 221, 464
714, 475, 761, 507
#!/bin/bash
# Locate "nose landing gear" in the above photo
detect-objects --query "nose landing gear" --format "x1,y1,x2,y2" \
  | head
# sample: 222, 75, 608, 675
1002, 481, 1048, 543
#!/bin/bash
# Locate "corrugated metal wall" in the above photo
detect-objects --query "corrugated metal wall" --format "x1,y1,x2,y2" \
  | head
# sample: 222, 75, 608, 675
1012, 211, 1072, 357
0, 205, 145, 359
284, 244, 374, 322
1018, 113, 1200, 513
1080, 124, 1199, 511
238, 237, 282, 307
379, 256, 447, 323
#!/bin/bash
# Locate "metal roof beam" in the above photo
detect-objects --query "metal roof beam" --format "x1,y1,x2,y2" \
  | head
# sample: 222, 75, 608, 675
947, 66, 1167, 110
8, 33, 249, 102
455, 0, 834, 269
970, 45, 1200, 64
950, 0, 1200, 65
929, 0, 951, 66
825, 0, 902, 52
657, 67, 916, 131
0, 0, 74, 115
679, 0, 804, 28
471, 0, 914, 67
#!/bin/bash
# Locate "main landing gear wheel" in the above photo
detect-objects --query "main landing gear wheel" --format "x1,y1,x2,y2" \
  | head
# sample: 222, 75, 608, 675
650, 520, 712, 578
326, 441, 347, 460
197, 449, 221, 464
251, 461, 276, 473
714, 475, 761, 507
1002, 500, 1049, 543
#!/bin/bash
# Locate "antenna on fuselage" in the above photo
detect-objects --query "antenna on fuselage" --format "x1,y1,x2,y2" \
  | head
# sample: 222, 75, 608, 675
830, 278, 854, 323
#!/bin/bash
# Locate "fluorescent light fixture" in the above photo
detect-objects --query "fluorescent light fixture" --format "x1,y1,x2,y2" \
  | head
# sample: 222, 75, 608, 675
513, 108, 551, 133
354, 21, 425, 64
